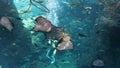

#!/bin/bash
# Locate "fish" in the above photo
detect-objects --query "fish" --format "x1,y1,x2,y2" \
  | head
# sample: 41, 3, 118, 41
7, 16, 22, 21
96, 29, 105, 34
56, 41, 73, 50
15, 17, 22, 20
0, 17, 13, 31
78, 33, 87, 37
92, 59, 104, 67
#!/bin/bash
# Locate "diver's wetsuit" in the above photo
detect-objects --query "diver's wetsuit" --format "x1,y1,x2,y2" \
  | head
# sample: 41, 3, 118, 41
44, 26, 64, 41
33, 16, 70, 64
43, 25, 65, 64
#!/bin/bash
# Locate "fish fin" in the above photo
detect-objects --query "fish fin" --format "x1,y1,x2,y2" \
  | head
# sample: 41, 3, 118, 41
78, 33, 87, 37
34, 43, 39, 47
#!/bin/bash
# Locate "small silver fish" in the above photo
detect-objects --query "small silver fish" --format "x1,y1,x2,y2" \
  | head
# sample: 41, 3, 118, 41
0, 17, 13, 31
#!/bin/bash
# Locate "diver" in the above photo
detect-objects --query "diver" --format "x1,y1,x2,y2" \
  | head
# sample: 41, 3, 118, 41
33, 16, 73, 64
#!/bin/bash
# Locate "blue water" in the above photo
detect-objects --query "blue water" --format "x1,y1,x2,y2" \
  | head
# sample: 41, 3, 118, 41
0, 0, 120, 68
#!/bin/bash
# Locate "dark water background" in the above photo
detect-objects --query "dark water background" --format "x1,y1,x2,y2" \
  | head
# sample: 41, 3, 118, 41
0, 0, 120, 68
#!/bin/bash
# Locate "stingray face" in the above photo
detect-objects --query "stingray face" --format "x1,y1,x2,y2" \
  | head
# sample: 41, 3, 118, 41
33, 16, 52, 32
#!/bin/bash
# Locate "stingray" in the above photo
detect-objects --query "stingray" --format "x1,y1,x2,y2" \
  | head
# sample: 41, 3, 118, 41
92, 59, 104, 67
33, 16, 53, 32
56, 33, 73, 50
56, 40, 73, 50
0, 17, 13, 31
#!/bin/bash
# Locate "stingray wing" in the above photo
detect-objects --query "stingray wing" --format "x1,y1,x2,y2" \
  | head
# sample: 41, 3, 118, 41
57, 41, 73, 50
